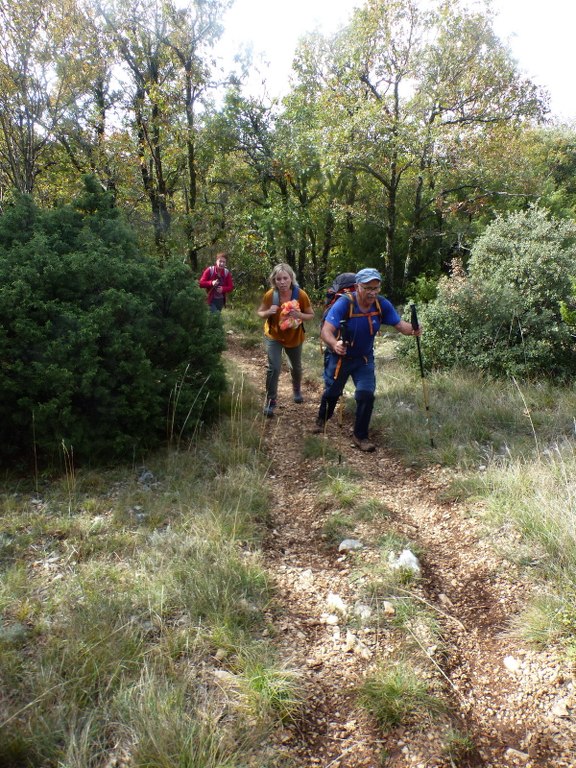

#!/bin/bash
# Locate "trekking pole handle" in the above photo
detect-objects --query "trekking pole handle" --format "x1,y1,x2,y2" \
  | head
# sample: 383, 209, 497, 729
339, 318, 349, 345
410, 304, 419, 332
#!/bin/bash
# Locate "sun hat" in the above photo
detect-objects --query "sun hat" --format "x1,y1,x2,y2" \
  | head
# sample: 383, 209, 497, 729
355, 268, 382, 284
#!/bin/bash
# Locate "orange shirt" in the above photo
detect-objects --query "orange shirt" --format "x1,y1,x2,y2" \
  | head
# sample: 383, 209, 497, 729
262, 288, 312, 348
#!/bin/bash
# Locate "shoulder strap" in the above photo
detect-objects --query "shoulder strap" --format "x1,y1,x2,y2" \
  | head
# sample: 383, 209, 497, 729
346, 292, 355, 318
335, 293, 354, 330
346, 294, 383, 339
273, 286, 299, 305
334, 294, 355, 343
348, 294, 381, 319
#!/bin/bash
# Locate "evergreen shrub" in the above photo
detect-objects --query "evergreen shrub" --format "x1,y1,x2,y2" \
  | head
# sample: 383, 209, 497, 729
401, 207, 576, 380
0, 178, 225, 467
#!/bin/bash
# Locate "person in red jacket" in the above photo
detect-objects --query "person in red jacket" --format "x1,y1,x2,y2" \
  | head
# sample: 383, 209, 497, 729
198, 252, 234, 312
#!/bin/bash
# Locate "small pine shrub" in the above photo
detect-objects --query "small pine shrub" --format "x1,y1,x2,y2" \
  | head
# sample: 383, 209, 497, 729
0, 178, 226, 467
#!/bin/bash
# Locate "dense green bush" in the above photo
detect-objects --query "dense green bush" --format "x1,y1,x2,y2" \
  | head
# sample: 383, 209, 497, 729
0, 178, 226, 467
402, 207, 576, 380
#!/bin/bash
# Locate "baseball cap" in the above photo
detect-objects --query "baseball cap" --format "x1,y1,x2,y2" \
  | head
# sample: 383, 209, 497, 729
355, 268, 382, 284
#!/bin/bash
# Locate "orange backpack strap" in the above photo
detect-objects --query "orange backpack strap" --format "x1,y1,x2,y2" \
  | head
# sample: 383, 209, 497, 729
345, 295, 383, 337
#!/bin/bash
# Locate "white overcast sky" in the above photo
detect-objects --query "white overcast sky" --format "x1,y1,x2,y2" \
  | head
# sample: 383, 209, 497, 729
219, 0, 574, 123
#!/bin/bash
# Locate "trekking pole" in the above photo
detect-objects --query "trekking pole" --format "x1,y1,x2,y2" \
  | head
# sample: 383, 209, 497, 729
337, 319, 348, 427
410, 304, 435, 448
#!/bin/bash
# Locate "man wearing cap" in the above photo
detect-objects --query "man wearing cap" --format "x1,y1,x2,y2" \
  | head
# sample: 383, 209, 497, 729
312, 268, 420, 452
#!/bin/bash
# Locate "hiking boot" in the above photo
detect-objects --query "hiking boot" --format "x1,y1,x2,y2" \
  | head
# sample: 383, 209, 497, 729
311, 418, 324, 434
293, 391, 304, 404
352, 434, 376, 452
263, 399, 277, 418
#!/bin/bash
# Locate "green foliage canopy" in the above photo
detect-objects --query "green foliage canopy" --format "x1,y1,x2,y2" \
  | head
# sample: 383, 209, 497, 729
289, 0, 546, 296
0, 178, 226, 467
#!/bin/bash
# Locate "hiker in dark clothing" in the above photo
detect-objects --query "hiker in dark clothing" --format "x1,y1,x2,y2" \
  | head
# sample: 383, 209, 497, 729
312, 268, 420, 452
199, 252, 234, 312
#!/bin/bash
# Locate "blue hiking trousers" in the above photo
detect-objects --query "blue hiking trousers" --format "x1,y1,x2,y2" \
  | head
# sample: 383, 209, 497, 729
323, 353, 376, 398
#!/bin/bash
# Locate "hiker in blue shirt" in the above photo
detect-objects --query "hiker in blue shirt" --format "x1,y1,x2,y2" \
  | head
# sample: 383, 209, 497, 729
312, 268, 420, 452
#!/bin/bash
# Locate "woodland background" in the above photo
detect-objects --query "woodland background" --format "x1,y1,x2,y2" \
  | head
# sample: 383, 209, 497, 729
2, 0, 571, 293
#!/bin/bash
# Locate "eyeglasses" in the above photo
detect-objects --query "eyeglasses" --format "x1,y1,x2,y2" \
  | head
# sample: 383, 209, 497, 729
359, 284, 380, 294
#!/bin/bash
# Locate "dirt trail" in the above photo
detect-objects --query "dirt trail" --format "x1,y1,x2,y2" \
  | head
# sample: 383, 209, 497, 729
226, 336, 576, 768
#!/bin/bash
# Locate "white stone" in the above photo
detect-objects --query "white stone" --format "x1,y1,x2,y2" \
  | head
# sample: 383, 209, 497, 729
503, 655, 522, 673
388, 549, 421, 574
338, 538, 363, 553
326, 592, 347, 614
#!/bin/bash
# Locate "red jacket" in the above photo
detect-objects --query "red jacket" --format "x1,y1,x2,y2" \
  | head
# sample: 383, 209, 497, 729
198, 265, 234, 305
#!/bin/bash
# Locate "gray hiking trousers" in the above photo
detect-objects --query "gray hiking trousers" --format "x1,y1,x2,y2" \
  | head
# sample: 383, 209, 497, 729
264, 338, 303, 402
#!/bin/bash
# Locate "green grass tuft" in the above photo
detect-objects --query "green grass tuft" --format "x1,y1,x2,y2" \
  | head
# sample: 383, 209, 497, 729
357, 661, 445, 729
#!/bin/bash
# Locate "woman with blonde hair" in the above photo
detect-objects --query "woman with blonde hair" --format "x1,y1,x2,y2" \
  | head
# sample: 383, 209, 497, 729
256, 263, 315, 418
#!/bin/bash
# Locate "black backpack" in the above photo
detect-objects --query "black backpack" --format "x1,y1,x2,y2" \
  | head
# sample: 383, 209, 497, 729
320, 273, 357, 329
